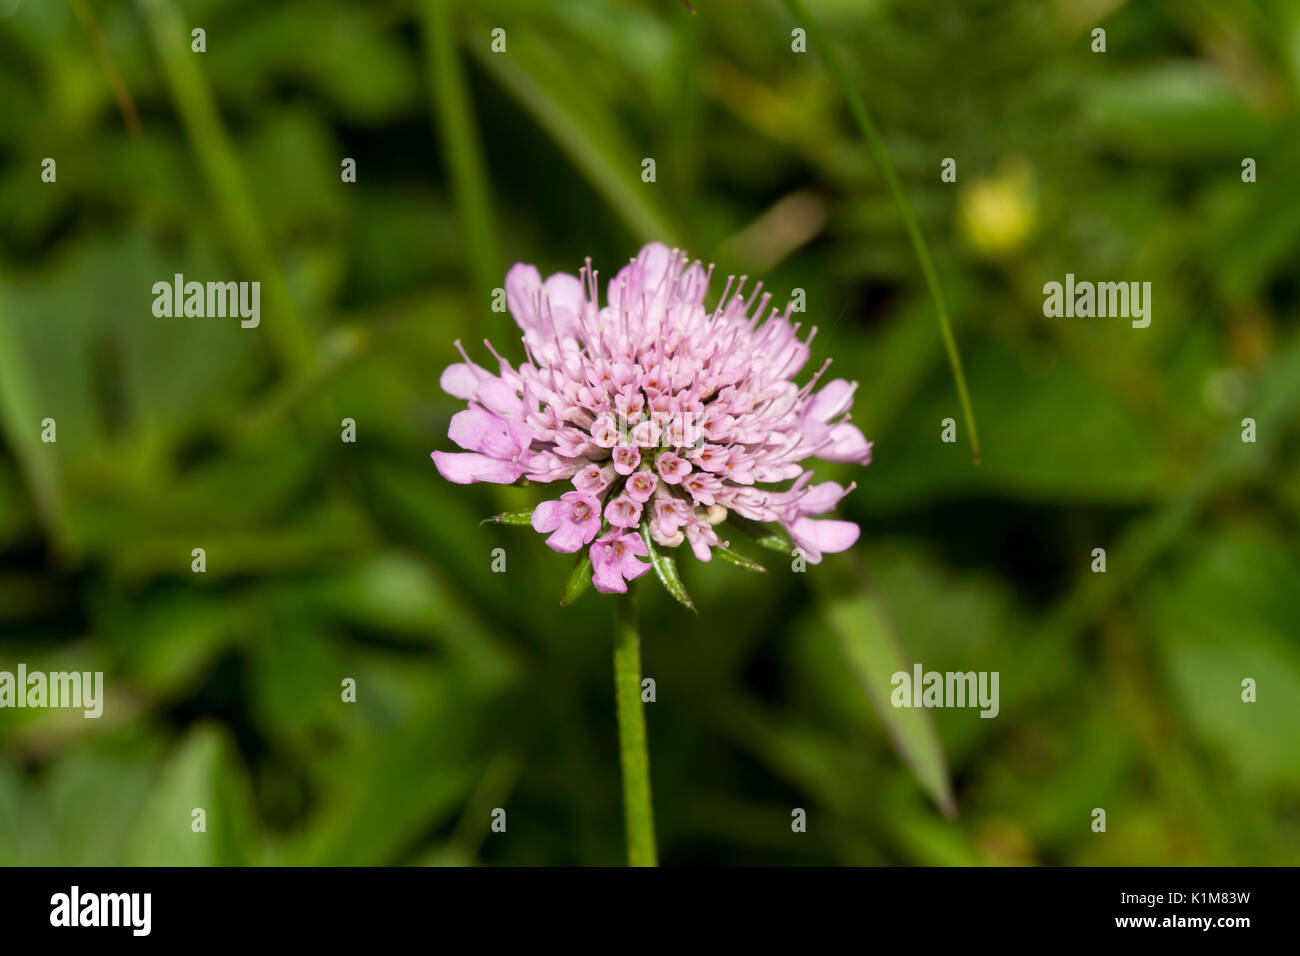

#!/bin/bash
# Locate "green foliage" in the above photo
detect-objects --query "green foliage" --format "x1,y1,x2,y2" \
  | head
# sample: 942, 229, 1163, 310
0, 0, 1297, 865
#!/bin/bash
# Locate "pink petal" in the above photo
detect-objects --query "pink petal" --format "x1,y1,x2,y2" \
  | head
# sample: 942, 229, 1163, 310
807, 379, 858, 423
592, 560, 629, 593
440, 362, 489, 400
431, 451, 524, 485
476, 378, 524, 417
819, 424, 873, 464
791, 517, 859, 560
544, 521, 592, 554
531, 499, 566, 534
798, 481, 849, 516
621, 555, 652, 581
543, 272, 585, 336
447, 407, 509, 453
505, 263, 543, 330
524, 453, 582, 483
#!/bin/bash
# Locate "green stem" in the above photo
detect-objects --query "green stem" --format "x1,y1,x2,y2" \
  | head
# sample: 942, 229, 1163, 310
781, 0, 981, 464
612, 590, 657, 866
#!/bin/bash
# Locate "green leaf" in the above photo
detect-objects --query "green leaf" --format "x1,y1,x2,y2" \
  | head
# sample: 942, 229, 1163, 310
125, 724, 254, 865
560, 553, 593, 606
817, 578, 956, 818
639, 524, 694, 612
714, 543, 767, 573
0, 285, 65, 550
482, 510, 534, 527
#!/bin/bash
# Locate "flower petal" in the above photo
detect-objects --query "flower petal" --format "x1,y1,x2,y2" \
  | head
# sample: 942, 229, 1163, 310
431, 451, 524, 485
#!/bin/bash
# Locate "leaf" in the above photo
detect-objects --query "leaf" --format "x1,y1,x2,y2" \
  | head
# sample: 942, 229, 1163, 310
0, 285, 65, 550
1143, 527, 1300, 789
277, 667, 478, 865
482, 510, 534, 527
560, 553, 593, 606
639, 524, 695, 612
817, 577, 956, 818
714, 542, 767, 573
125, 724, 253, 865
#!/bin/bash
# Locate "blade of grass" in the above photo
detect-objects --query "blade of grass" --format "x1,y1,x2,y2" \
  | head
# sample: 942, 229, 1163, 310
419, 0, 505, 337
465, 21, 682, 248
135, 0, 316, 378
780, 0, 981, 464
814, 566, 956, 819
69, 0, 142, 137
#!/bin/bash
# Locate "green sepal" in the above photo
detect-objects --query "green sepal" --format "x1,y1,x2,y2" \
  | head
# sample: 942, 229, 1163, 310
560, 553, 593, 606
714, 543, 767, 573
482, 510, 534, 527
638, 524, 695, 612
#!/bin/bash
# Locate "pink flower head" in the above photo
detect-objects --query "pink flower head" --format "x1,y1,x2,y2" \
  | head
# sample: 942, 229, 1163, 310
591, 531, 651, 594
431, 242, 873, 590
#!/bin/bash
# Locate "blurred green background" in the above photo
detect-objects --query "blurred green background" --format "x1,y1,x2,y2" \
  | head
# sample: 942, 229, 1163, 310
1, 0, 1298, 866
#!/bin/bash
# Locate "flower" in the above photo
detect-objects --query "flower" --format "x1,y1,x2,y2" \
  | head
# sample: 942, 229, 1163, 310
605, 494, 642, 529
531, 490, 602, 553
625, 470, 659, 503
431, 242, 873, 586
591, 531, 652, 593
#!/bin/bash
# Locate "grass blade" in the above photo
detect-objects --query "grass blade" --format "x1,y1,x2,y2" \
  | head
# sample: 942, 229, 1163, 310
136, 0, 316, 378
466, 22, 681, 247
780, 0, 981, 464
817, 573, 956, 818
419, 0, 504, 336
